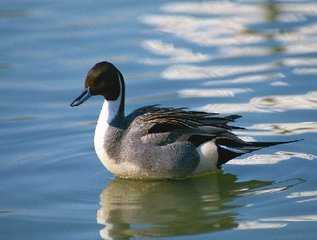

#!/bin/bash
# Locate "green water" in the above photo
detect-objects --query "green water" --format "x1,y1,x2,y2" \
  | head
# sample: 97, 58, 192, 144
1, 1, 317, 239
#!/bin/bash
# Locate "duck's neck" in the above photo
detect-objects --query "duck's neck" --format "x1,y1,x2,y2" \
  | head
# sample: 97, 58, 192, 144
98, 96, 125, 127
94, 97, 125, 167
98, 71, 125, 127
94, 72, 125, 166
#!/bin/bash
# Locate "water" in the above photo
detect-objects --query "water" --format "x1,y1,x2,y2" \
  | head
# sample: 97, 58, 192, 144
1, 0, 317, 239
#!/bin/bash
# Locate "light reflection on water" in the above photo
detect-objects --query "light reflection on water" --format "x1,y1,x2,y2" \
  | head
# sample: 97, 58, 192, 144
245, 121, 317, 136
97, 174, 312, 239
1, 0, 317, 239
97, 173, 269, 239
229, 151, 315, 165
199, 91, 317, 113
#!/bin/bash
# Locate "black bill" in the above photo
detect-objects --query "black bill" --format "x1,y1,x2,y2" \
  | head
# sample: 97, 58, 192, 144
70, 88, 91, 107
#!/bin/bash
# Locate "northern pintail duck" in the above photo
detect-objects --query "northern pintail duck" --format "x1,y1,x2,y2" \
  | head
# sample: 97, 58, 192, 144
71, 61, 297, 179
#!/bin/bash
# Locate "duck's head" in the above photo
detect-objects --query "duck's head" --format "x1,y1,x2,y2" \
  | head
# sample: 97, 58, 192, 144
70, 61, 124, 107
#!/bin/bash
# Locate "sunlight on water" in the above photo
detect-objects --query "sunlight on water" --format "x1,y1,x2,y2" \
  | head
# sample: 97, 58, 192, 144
203, 73, 286, 86
161, 63, 275, 80
141, 39, 210, 65
237, 214, 317, 230
178, 88, 252, 98
199, 91, 317, 113
229, 151, 315, 165
287, 190, 317, 203
245, 122, 317, 135
261, 215, 317, 222
237, 220, 287, 230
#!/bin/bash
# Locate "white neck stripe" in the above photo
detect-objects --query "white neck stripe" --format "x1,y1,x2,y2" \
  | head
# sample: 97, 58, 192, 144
97, 72, 122, 125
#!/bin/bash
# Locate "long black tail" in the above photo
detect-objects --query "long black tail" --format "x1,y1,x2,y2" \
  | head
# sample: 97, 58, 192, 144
216, 138, 301, 168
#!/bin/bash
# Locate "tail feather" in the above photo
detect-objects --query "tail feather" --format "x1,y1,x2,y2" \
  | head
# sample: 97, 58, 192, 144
216, 139, 302, 168
224, 114, 242, 121
245, 139, 301, 149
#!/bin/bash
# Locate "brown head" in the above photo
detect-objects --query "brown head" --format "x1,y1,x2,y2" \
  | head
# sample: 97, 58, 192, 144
70, 61, 125, 107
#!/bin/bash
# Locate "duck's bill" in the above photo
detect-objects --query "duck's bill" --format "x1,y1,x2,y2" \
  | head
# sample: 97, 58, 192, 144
70, 88, 91, 107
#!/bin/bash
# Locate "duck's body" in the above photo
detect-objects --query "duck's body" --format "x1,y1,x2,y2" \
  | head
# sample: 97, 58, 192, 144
71, 61, 297, 179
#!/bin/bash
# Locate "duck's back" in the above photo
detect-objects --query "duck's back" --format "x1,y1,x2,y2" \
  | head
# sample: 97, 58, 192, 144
115, 105, 239, 178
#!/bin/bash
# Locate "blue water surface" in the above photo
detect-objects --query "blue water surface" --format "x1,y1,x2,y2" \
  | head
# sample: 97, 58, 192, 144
1, 1, 317, 239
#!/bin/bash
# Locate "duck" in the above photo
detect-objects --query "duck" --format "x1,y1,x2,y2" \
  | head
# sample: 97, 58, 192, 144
70, 61, 297, 179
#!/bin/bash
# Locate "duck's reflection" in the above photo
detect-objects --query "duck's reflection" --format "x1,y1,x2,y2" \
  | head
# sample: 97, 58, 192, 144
97, 173, 269, 239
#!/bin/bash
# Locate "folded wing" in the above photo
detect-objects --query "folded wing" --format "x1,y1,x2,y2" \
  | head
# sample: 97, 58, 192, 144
127, 105, 298, 168
127, 105, 242, 145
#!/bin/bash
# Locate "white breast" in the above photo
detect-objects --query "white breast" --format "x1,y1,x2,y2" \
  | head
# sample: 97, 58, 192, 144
193, 140, 219, 174
94, 99, 142, 177
94, 101, 113, 168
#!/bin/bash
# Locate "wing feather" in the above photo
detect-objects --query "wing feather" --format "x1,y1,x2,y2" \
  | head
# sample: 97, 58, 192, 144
126, 105, 243, 147
126, 105, 299, 168
127, 105, 242, 133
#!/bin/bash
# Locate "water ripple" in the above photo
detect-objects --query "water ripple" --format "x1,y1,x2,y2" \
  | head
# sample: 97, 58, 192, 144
229, 151, 315, 165
178, 88, 252, 98
199, 91, 317, 113
141, 39, 210, 65
246, 122, 317, 135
